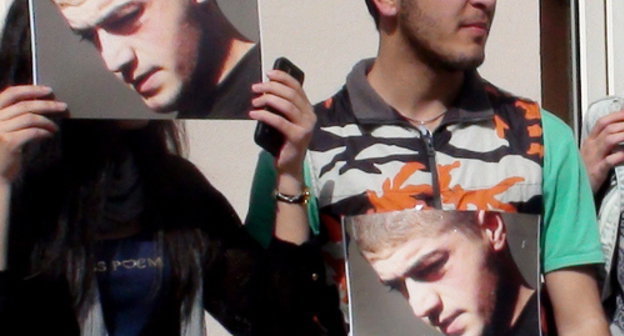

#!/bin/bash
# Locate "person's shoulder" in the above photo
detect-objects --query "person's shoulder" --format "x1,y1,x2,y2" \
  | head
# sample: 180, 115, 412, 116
481, 80, 539, 111
151, 154, 241, 228
150, 155, 224, 208
312, 85, 358, 130
540, 109, 575, 144
477, 80, 544, 126
477, 80, 569, 139
159, 154, 207, 185
481, 80, 527, 100
541, 109, 571, 131
313, 58, 373, 117
313, 85, 349, 115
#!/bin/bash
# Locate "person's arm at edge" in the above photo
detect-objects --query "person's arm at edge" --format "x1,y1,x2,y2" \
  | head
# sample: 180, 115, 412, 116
0, 85, 66, 327
0, 85, 66, 271
244, 150, 278, 248
248, 69, 316, 245
545, 267, 608, 335
245, 150, 320, 248
580, 107, 624, 192
247, 69, 331, 334
541, 109, 610, 335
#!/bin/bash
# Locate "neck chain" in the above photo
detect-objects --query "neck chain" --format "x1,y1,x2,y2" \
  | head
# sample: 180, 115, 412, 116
400, 110, 448, 126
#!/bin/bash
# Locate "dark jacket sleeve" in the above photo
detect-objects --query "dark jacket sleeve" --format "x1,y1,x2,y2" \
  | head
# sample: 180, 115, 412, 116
199, 184, 331, 335
0, 271, 80, 335
158, 156, 331, 335
263, 236, 345, 336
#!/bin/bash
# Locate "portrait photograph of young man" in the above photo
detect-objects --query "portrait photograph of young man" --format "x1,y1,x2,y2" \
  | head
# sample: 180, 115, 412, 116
345, 210, 541, 336
31, 0, 260, 119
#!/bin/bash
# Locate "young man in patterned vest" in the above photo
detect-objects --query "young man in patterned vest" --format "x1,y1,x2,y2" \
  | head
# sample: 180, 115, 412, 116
247, 0, 608, 334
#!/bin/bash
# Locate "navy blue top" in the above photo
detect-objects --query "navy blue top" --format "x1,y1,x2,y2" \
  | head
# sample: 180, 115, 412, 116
95, 233, 176, 336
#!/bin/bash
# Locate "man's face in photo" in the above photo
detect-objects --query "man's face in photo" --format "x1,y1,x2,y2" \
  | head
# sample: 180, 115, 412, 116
397, 0, 497, 71
365, 225, 500, 336
52, 0, 204, 113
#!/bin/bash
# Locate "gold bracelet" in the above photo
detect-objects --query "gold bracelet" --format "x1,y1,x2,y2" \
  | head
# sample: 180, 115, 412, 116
274, 187, 310, 204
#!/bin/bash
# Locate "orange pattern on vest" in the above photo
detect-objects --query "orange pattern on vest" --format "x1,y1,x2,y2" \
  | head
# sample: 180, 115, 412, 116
367, 162, 433, 212
323, 97, 334, 109
439, 161, 525, 211
528, 143, 545, 158
515, 99, 543, 158
528, 124, 543, 137
516, 100, 541, 120
494, 115, 510, 139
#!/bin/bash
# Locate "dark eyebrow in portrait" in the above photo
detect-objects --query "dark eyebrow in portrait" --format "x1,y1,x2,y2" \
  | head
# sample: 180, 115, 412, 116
380, 250, 449, 292
100, 2, 144, 33
406, 250, 448, 281
70, 1, 143, 41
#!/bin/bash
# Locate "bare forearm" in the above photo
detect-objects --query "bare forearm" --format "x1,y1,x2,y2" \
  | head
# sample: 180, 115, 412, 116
556, 317, 610, 336
274, 172, 310, 245
249, 68, 316, 246
0, 86, 65, 271
545, 266, 610, 335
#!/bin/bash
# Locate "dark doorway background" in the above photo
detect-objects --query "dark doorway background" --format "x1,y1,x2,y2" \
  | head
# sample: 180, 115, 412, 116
540, 0, 574, 126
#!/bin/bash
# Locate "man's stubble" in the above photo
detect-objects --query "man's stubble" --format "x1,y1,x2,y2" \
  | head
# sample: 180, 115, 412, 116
397, 0, 487, 73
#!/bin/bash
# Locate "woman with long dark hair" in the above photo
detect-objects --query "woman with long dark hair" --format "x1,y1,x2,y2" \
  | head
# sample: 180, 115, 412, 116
0, 1, 321, 335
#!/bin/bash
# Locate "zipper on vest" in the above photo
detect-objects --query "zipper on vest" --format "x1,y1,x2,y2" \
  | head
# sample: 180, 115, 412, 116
420, 127, 442, 208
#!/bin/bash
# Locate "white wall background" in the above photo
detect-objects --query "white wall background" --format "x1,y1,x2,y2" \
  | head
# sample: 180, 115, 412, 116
608, 0, 624, 98
578, 0, 608, 119
577, 0, 624, 120
481, 1, 541, 102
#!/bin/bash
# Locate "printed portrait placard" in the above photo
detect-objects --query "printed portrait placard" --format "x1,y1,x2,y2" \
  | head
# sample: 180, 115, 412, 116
343, 210, 541, 336
30, 0, 261, 119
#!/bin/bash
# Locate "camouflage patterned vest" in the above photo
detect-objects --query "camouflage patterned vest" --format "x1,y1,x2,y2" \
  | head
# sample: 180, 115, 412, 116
308, 59, 544, 312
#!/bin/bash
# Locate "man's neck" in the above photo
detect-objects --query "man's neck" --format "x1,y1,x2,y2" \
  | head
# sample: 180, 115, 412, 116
511, 285, 535, 326
367, 40, 464, 130
197, 2, 255, 87
178, 3, 255, 115
495, 253, 537, 333
217, 39, 255, 84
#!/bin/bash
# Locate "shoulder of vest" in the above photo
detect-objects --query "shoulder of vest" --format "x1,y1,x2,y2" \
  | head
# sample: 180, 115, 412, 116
482, 80, 542, 122
313, 85, 354, 125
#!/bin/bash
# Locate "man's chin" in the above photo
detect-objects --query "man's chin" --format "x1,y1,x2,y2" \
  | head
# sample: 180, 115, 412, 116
439, 320, 486, 336
143, 96, 179, 114
439, 53, 485, 72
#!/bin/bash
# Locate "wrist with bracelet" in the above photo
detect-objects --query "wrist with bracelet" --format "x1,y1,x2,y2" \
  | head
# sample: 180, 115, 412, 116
274, 187, 310, 204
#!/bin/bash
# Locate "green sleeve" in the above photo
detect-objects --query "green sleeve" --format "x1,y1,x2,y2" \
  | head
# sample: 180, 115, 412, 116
541, 109, 604, 273
244, 150, 320, 248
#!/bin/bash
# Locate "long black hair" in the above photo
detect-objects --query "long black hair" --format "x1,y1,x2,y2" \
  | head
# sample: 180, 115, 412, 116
0, 0, 31, 89
2, 0, 206, 320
